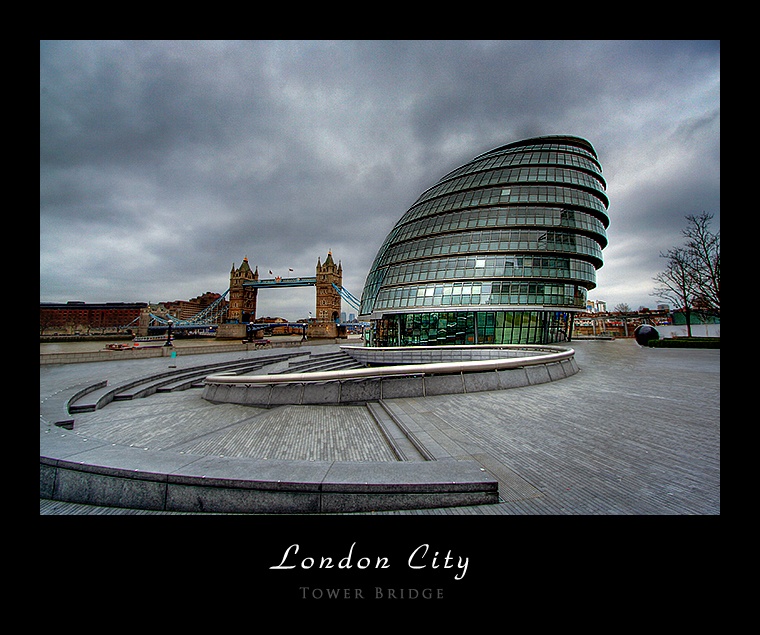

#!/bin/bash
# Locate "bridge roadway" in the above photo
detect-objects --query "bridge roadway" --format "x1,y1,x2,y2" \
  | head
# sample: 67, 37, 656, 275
40, 338, 720, 515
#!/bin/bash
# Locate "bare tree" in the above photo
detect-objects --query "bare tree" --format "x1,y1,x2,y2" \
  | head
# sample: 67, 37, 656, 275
652, 213, 720, 336
683, 212, 720, 314
652, 247, 699, 337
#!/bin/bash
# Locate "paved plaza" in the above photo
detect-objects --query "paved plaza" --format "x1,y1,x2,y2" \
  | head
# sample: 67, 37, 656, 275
40, 338, 720, 515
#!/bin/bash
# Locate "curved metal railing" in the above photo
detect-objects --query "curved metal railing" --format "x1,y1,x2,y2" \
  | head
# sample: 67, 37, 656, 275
204, 344, 575, 385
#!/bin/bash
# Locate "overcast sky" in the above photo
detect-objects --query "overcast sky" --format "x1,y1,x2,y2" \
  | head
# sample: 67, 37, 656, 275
40, 40, 720, 318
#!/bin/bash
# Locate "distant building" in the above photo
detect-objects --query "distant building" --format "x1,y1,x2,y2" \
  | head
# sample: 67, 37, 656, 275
40, 301, 147, 334
164, 292, 225, 320
359, 135, 609, 345
672, 310, 720, 325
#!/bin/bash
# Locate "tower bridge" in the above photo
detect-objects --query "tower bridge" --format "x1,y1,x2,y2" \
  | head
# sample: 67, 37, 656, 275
138, 251, 366, 340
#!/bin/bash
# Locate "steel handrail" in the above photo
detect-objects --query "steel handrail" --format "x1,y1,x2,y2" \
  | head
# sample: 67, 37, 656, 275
205, 346, 574, 385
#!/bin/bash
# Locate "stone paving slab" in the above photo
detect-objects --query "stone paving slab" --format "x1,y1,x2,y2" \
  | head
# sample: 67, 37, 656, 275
40, 339, 720, 515
41, 423, 497, 513
40, 357, 499, 513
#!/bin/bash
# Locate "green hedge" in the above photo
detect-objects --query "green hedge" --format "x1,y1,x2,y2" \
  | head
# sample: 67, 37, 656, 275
647, 337, 720, 349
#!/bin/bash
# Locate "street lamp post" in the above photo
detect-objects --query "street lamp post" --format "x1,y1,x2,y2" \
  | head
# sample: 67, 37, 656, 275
164, 319, 173, 346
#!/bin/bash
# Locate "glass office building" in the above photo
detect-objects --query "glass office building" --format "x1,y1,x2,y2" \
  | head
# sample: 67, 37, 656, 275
359, 135, 609, 346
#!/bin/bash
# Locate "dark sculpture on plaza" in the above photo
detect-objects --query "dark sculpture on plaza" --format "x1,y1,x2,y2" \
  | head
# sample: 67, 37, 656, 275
634, 324, 659, 346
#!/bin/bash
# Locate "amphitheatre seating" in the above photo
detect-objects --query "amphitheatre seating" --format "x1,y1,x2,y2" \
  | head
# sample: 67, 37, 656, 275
40, 379, 108, 430
40, 343, 577, 513
64, 351, 309, 418
273, 350, 365, 374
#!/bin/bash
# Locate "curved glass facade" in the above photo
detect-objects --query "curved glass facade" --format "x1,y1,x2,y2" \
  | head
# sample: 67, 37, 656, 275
359, 135, 608, 346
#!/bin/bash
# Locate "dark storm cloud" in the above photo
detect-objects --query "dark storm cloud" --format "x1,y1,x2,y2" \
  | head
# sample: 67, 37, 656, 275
40, 40, 720, 316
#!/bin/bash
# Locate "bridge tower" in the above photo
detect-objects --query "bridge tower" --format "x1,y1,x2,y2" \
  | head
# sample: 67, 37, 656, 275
228, 257, 258, 323
217, 257, 259, 339
308, 251, 345, 339
136, 306, 152, 337
315, 251, 342, 322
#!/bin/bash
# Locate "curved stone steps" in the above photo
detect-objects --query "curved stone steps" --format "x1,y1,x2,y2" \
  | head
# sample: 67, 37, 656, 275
66, 352, 307, 415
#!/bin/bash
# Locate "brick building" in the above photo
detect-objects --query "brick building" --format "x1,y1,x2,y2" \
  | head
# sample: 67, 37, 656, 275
163, 292, 225, 321
40, 302, 147, 334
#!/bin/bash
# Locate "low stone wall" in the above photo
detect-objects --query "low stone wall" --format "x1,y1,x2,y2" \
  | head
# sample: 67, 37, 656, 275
39, 340, 308, 365
40, 432, 498, 513
202, 345, 578, 407
40, 346, 172, 365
